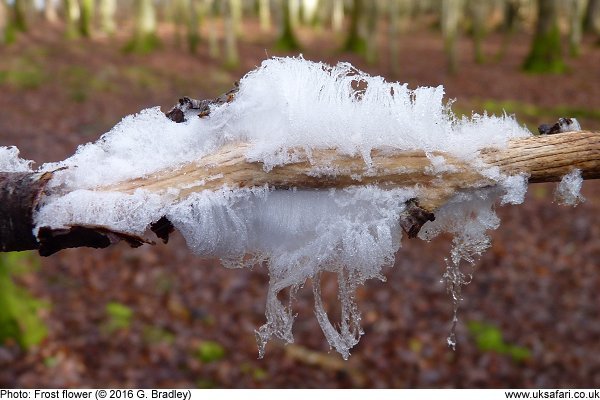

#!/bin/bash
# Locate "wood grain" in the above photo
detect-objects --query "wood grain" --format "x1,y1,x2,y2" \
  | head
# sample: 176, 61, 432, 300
104, 131, 600, 212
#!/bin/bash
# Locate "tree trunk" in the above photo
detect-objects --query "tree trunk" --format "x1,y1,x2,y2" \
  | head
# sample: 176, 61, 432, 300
187, 0, 200, 53
441, 0, 463, 74
230, 0, 242, 36
126, 0, 159, 53
11, 0, 27, 33
523, 0, 566, 73
364, 0, 378, 64
44, 0, 58, 24
171, 0, 186, 48
79, 0, 94, 37
468, 0, 488, 64
275, 0, 300, 50
99, 0, 116, 35
496, 0, 523, 61
568, 0, 588, 57
343, 0, 365, 54
0, 0, 6, 44
224, 0, 239, 68
63, 0, 80, 39
289, 0, 300, 28
389, 0, 411, 76
205, 0, 219, 58
259, 0, 271, 32
302, 0, 319, 25
583, 0, 600, 33
331, 0, 343, 32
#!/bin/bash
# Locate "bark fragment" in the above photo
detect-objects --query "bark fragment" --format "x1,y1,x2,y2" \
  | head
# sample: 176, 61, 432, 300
165, 85, 239, 123
150, 216, 174, 244
399, 200, 436, 238
0, 172, 52, 252
37, 226, 150, 256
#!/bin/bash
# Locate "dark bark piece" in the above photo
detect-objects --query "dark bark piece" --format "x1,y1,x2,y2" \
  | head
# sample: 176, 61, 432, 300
165, 84, 239, 123
150, 216, 174, 244
0, 172, 52, 252
165, 107, 185, 123
399, 200, 436, 239
538, 117, 581, 135
37, 226, 151, 257
0, 171, 152, 255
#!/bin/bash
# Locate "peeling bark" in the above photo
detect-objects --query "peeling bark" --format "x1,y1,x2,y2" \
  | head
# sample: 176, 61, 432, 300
0, 172, 52, 252
37, 226, 149, 256
150, 217, 174, 244
399, 200, 436, 239
165, 85, 239, 122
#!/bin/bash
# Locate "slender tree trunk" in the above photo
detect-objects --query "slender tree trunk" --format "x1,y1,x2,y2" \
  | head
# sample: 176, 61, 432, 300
79, 0, 94, 37
259, 0, 271, 32
64, 0, 80, 38
12, 0, 27, 32
99, 0, 116, 35
364, 0, 377, 64
331, 0, 343, 32
568, 0, 588, 57
441, 0, 463, 74
0, 0, 6, 44
276, 0, 300, 50
413, 0, 434, 15
171, 0, 185, 48
302, 0, 319, 25
468, 0, 488, 64
343, 0, 365, 53
127, 0, 159, 53
187, 0, 200, 53
205, 0, 219, 58
583, 0, 600, 33
230, 0, 242, 36
289, 0, 300, 28
389, 0, 410, 76
523, 0, 565, 73
224, 0, 239, 68
44, 0, 58, 24
313, 0, 327, 33
496, 0, 522, 61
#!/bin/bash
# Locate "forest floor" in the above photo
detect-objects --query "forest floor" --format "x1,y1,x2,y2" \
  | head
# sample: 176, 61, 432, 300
0, 20, 599, 388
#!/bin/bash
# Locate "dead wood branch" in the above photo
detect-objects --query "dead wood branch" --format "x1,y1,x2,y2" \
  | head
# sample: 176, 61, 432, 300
106, 131, 600, 212
1, 94, 598, 256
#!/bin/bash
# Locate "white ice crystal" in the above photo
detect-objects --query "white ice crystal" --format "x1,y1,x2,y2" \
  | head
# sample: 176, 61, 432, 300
23, 56, 538, 358
561, 117, 581, 132
555, 169, 585, 206
0, 146, 33, 172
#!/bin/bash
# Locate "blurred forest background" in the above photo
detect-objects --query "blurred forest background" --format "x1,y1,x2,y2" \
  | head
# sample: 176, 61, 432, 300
1, 0, 600, 388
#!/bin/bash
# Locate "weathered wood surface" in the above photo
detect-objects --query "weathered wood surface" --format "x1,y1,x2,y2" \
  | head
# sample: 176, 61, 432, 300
106, 131, 600, 211
1, 129, 599, 255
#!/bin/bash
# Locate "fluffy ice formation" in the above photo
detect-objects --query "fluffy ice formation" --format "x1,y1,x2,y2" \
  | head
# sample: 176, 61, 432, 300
3, 57, 583, 358
555, 169, 585, 206
0, 146, 33, 173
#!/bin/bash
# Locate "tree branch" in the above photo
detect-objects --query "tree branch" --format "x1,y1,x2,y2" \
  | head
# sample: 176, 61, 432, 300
104, 131, 600, 211
1, 92, 598, 256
